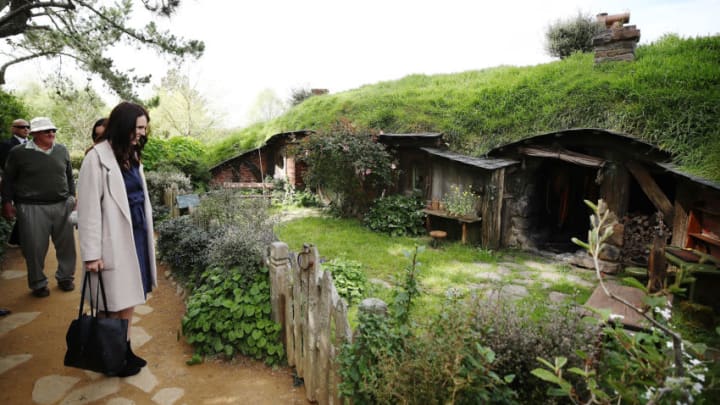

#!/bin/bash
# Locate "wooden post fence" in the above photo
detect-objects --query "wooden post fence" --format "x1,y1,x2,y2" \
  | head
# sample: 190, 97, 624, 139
267, 242, 352, 405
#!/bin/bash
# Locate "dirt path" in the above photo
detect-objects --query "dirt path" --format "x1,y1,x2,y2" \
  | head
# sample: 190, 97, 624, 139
0, 234, 308, 404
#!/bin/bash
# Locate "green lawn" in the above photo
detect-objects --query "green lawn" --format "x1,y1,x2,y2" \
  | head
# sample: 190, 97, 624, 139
274, 214, 597, 316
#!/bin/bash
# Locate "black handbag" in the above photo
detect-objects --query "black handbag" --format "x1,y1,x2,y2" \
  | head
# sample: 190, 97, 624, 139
64, 272, 129, 376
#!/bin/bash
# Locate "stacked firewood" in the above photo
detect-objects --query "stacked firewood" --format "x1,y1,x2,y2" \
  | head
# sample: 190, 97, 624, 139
621, 213, 671, 265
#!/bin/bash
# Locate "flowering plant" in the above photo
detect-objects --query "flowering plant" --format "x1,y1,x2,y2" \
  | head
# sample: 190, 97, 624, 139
442, 184, 479, 217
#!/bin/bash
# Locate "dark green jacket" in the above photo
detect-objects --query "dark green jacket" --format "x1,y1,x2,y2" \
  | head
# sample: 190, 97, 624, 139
1, 142, 75, 205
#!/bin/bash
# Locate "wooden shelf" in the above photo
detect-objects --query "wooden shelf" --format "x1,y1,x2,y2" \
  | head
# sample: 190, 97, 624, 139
689, 233, 720, 248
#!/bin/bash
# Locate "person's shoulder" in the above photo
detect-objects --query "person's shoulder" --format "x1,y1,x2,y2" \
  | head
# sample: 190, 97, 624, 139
54, 142, 69, 151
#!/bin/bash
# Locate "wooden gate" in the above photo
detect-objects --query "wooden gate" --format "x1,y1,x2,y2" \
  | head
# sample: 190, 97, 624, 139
267, 242, 352, 404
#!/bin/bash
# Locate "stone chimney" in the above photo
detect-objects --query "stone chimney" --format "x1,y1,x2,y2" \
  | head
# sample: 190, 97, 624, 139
592, 12, 641, 63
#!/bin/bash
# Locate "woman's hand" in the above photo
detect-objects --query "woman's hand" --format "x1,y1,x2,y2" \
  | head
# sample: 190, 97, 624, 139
85, 259, 104, 273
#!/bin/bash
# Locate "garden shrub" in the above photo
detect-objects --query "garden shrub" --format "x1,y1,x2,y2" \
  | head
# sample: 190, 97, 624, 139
182, 265, 284, 364
294, 119, 395, 217
545, 12, 604, 59
373, 296, 518, 405
471, 295, 597, 403
191, 189, 277, 239
144, 168, 192, 222
323, 257, 367, 306
156, 215, 212, 281
363, 194, 426, 237
206, 226, 269, 271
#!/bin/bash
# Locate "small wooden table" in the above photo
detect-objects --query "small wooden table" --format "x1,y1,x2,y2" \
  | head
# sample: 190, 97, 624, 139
422, 209, 482, 244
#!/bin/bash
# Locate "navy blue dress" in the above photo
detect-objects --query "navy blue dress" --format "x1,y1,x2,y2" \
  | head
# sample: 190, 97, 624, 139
122, 164, 152, 296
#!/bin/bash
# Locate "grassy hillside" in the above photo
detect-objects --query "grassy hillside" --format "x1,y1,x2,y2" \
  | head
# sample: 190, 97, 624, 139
208, 34, 720, 180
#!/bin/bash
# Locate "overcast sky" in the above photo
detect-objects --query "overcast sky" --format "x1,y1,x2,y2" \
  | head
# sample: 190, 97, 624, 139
7, 0, 720, 128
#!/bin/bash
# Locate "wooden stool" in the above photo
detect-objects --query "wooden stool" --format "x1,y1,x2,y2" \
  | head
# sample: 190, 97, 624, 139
429, 230, 447, 248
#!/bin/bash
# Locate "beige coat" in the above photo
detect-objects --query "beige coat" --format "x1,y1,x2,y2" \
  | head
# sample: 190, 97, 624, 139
77, 141, 157, 311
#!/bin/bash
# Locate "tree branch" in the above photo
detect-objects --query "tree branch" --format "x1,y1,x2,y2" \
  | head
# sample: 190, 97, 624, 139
0, 50, 55, 84
0, 1, 75, 33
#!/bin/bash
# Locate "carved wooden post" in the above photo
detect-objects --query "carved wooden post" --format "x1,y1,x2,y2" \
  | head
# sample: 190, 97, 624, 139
315, 271, 333, 402
267, 242, 293, 358
291, 252, 304, 372
297, 244, 320, 402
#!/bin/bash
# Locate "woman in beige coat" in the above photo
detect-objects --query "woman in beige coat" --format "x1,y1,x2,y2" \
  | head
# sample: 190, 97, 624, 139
77, 102, 157, 377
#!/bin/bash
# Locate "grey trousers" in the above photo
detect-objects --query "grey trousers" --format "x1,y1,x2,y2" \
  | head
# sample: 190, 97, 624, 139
16, 199, 77, 290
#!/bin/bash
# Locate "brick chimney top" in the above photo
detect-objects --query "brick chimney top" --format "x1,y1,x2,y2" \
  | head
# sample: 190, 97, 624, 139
596, 12, 630, 29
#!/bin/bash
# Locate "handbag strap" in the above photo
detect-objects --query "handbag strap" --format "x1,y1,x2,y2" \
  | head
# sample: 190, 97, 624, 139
78, 271, 112, 318
77, 272, 91, 318
93, 272, 111, 317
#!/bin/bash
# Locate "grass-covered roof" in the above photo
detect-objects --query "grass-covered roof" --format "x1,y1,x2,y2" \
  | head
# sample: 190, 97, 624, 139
207, 34, 720, 181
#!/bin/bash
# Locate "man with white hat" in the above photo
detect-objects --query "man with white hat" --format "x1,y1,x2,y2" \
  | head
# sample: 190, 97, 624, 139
0, 117, 76, 298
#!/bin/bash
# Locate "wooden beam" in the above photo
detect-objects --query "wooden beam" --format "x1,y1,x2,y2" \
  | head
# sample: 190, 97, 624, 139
481, 168, 505, 249
625, 161, 674, 223
518, 146, 605, 168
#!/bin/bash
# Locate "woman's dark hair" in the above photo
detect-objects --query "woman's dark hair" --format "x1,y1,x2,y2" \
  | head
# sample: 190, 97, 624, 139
91, 118, 107, 142
105, 102, 149, 170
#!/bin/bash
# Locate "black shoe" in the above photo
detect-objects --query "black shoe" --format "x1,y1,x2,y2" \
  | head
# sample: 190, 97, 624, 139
0, 308, 10, 316
58, 280, 75, 292
31, 287, 50, 298
115, 364, 142, 378
126, 341, 147, 368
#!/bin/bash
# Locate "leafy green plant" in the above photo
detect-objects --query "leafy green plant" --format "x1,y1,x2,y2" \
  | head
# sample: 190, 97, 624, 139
442, 184, 479, 217
363, 194, 426, 236
182, 266, 284, 364
391, 246, 425, 327
323, 258, 367, 306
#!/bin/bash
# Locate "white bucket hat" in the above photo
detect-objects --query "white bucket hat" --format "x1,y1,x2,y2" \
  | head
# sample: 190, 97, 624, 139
30, 117, 58, 133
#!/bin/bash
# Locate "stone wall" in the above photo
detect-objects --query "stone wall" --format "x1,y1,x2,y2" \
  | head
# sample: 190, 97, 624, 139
502, 163, 543, 249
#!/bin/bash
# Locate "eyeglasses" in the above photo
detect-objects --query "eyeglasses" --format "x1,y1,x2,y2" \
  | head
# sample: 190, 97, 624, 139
13, 125, 30, 129
35, 129, 57, 134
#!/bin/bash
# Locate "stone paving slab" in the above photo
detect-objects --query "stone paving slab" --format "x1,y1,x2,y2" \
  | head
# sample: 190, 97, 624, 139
0, 311, 40, 336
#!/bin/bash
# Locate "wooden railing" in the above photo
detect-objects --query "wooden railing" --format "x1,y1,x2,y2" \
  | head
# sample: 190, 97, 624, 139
267, 242, 352, 405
